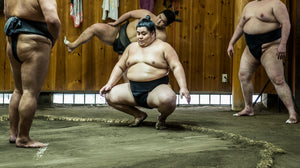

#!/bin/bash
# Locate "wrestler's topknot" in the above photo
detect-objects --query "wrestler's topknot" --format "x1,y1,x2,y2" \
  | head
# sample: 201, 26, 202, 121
136, 15, 156, 33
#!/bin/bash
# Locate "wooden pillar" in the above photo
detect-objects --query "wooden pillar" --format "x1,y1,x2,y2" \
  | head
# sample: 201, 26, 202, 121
231, 0, 248, 111
291, 0, 300, 108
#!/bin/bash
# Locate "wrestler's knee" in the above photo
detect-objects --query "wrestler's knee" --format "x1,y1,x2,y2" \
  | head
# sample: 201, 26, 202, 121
91, 23, 111, 34
104, 92, 114, 105
13, 89, 23, 95
157, 92, 176, 107
270, 76, 286, 86
238, 71, 251, 83
104, 91, 121, 106
22, 90, 37, 99
87, 23, 103, 34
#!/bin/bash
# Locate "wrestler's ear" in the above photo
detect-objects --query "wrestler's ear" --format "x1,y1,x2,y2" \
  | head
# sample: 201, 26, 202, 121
151, 31, 156, 38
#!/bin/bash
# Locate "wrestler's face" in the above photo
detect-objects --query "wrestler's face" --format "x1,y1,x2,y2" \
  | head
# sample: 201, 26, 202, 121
137, 27, 156, 47
155, 13, 168, 28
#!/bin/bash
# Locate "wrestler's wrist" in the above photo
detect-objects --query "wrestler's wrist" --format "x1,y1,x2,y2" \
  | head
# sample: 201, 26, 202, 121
279, 42, 287, 46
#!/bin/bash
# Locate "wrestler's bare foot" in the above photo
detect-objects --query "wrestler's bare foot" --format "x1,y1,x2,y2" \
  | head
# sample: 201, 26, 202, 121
286, 112, 298, 124
155, 120, 167, 130
9, 135, 17, 144
129, 113, 148, 127
16, 138, 47, 148
64, 36, 75, 53
233, 107, 254, 117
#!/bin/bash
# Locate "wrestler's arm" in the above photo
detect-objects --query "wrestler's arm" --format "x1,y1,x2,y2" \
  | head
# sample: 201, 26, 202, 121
164, 43, 190, 103
108, 9, 155, 26
3, 1, 8, 21
227, 6, 248, 58
273, 1, 291, 58
99, 45, 130, 96
38, 0, 61, 46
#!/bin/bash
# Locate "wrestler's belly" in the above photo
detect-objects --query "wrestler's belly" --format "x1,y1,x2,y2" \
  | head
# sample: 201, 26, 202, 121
243, 19, 280, 35
127, 64, 169, 82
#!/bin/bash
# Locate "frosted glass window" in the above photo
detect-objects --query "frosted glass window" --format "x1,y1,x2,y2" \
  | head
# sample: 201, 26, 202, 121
221, 95, 231, 105
74, 94, 85, 104
0, 93, 3, 104
211, 95, 220, 105
49, 93, 236, 106
53, 93, 63, 104
64, 94, 74, 104
200, 94, 209, 104
85, 94, 95, 104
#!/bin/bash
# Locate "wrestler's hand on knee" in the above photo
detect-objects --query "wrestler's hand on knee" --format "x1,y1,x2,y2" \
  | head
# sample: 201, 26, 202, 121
99, 85, 112, 96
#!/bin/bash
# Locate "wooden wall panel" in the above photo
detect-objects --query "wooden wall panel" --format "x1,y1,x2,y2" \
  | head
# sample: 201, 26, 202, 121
288, 0, 300, 107
168, 0, 233, 92
1, 0, 288, 94
0, 13, 14, 91
0, 13, 6, 90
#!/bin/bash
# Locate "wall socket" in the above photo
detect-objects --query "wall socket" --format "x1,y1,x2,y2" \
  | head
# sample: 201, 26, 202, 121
222, 74, 227, 83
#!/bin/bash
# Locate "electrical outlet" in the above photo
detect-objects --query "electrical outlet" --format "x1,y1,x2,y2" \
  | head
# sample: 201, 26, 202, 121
222, 74, 227, 83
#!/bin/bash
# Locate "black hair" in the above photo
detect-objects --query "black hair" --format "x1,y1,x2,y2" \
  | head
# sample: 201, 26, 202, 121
136, 15, 156, 33
161, 10, 175, 26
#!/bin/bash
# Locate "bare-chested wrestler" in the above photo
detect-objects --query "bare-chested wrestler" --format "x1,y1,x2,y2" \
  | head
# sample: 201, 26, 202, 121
227, 0, 298, 124
99, 16, 190, 130
64, 9, 175, 55
4, 0, 61, 147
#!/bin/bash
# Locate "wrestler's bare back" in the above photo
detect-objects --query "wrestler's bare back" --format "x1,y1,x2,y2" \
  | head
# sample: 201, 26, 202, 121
126, 39, 169, 82
4, 0, 51, 22
5, 0, 55, 61
126, 19, 168, 43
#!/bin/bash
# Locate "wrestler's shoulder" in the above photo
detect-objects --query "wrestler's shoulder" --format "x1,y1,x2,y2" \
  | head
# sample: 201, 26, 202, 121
127, 42, 139, 48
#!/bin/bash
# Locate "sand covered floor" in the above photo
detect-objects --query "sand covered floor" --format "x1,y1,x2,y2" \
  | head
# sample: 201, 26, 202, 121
0, 105, 299, 168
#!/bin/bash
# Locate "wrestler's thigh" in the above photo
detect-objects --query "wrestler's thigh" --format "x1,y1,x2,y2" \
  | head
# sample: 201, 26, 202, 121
106, 83, 136, 106
261, 46, 284, 78
147, 84, 176, 108
239, 47, 260, 76
18, 35, 52, 96
92, 23, 119, 44
6, 38, 22, 91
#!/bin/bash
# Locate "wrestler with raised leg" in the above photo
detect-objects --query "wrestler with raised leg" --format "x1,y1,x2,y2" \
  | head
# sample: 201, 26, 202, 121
64, 9, 176, 82
64, 9, 175, 55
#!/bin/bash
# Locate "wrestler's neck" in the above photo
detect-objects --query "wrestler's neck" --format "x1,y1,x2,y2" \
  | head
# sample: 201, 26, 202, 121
155, 23, 166, 30
139, 38, 157, 48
